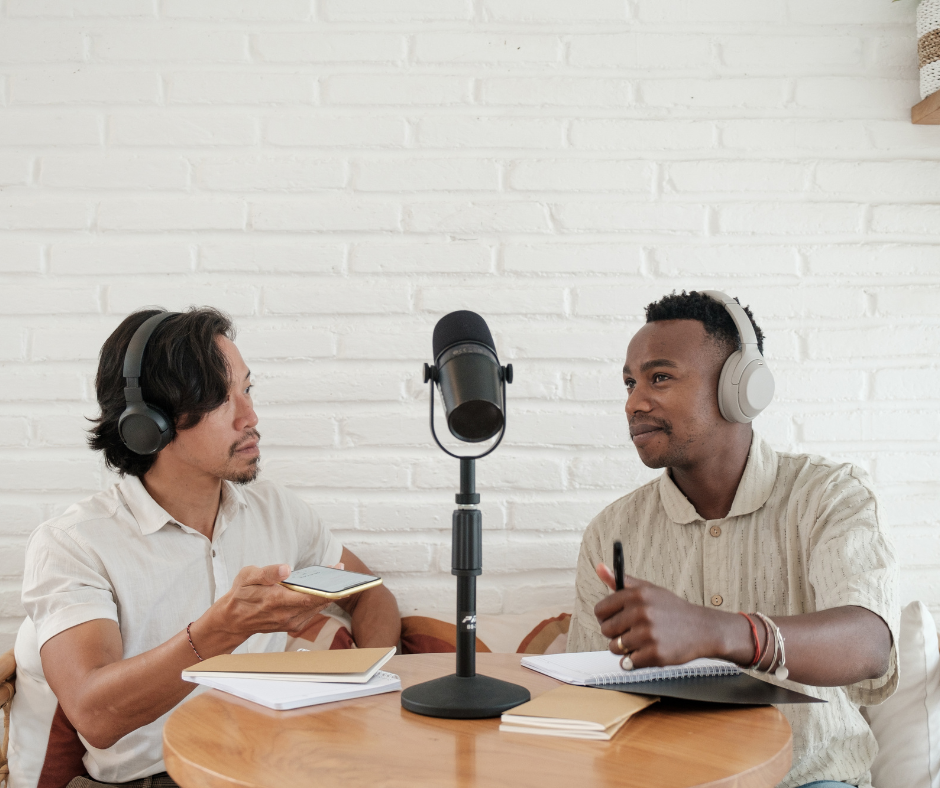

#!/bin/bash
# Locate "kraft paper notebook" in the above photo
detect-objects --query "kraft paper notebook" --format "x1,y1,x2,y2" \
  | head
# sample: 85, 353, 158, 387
500, 684, 658, 741
522, 651, 824, 705
182, 646, 396, 684
184, 670, 402, 711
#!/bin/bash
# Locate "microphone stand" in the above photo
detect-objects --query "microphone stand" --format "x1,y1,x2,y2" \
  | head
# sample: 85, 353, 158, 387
400, 367, 530, 719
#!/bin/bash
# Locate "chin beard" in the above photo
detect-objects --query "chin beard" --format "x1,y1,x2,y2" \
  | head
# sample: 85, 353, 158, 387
636, 437, 696, 472
227, 458, 260, 485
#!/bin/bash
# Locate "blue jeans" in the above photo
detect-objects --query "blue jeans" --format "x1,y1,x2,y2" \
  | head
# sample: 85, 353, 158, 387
797, 783, 854, 787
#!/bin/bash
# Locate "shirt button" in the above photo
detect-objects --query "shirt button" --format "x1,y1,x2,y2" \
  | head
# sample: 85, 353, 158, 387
211, 550, 216, 557
709, 525, 721, 537
711, 595, 723, 606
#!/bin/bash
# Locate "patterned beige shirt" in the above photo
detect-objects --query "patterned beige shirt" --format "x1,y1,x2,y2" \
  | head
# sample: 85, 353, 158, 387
567, 432, 899, 788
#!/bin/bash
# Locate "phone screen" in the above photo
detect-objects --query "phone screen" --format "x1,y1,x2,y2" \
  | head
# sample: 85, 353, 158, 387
283, 565, 379, 594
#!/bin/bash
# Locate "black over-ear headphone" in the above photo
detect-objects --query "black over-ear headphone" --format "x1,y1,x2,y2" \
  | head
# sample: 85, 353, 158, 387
118, 311, 179, 455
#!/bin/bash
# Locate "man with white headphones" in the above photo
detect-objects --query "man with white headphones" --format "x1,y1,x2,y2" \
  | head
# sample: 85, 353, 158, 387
567, 290, 898, 788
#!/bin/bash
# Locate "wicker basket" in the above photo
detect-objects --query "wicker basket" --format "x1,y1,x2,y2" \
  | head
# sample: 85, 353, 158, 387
918, 0, 940, 98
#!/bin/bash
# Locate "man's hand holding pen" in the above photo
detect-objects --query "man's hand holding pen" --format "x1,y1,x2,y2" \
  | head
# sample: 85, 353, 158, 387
594, 561, 726, 670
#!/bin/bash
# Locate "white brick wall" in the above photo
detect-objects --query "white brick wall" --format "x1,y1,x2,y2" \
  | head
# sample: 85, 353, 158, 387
0, 0, 936, 658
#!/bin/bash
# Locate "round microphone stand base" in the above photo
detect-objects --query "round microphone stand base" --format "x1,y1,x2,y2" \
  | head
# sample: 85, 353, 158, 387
401, 672, 531, 719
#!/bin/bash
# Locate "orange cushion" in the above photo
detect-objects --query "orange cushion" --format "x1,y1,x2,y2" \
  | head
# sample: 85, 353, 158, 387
518, 613, 572, 654
400, 616, 492, 655
288, 608, 358, 651
37, 704, 87, 788
399, 610, 572, 655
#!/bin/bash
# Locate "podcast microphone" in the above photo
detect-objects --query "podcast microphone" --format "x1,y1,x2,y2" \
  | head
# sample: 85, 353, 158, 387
431, 310, 511, 443
403, 311, 527, 719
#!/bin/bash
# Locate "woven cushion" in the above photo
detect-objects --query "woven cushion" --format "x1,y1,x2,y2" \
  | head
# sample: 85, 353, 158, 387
863, 601, 940, 788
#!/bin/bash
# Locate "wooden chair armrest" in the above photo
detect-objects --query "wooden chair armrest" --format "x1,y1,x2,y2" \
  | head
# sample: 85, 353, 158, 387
0, 680, 12, 708
0, 650, 14, 685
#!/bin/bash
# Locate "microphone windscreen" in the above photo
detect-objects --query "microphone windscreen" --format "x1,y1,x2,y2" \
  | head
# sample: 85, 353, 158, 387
432, 311, 496, 360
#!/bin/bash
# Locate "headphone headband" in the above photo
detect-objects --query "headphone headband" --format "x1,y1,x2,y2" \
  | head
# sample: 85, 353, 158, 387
701, 290, 759, 348
123, 311, 177, 381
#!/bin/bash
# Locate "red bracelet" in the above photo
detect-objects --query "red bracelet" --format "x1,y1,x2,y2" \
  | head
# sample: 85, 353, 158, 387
738, 612, 761, 669
186, 622, 204, 662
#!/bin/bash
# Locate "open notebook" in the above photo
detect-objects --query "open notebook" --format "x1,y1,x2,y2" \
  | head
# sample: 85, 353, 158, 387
522, 651, 824, 705
522, 651, 739, 686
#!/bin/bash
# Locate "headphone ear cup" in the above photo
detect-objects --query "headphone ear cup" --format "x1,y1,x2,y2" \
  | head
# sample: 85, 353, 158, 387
738, 359, 775, 420
716, 351, 743, 423
119, 404, 174, 455
716, 350, 775, 424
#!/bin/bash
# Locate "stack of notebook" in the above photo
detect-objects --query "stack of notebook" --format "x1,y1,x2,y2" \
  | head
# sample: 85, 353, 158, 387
182, 646, 401, 710
500, 684, 657, 741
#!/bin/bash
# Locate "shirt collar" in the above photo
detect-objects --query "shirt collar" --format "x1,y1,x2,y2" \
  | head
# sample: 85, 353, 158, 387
220, 480, 249, 518
118, 475, 179, 536
658, 432, 779, 524
117, 476, 250, 537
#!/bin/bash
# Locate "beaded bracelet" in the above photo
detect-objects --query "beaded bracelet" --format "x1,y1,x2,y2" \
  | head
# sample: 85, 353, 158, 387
186, 621, 204, 662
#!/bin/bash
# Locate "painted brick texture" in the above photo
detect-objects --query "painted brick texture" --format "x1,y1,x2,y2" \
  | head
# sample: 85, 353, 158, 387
0, 0, 936, 658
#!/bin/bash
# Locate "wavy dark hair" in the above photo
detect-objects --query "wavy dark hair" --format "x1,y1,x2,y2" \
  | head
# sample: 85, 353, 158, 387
645, 290, 764, 355
88, 307, 236, 478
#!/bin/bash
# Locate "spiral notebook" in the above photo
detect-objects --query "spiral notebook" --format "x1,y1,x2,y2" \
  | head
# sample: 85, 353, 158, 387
521, 651, 824, 705
521, 651, 739, 686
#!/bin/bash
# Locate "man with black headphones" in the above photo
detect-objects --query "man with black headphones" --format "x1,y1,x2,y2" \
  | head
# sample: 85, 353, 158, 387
15, 308, 401, 787
567, 291, 898, 788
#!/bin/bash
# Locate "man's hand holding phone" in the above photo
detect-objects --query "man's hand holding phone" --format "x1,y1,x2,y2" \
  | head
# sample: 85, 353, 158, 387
201, 563, 340, 645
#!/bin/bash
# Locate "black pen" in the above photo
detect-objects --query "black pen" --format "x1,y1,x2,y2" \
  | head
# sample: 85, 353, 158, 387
613, 540, 624, 591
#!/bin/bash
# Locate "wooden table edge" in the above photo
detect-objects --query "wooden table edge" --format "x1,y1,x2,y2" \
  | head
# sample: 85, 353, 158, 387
165, 745, 257, 788
164, 654, 794, 788
693, 731, 792, 788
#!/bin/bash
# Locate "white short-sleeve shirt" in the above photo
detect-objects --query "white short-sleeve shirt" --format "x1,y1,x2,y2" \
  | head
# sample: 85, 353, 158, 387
19, 475, 343, 782
567, 432, 900, 788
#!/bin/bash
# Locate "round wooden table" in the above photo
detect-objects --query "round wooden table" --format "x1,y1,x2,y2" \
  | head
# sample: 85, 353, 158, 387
163, 653, 792, 788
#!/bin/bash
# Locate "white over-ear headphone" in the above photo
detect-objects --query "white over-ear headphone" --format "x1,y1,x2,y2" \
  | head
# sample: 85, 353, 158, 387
701, 290, 775, 424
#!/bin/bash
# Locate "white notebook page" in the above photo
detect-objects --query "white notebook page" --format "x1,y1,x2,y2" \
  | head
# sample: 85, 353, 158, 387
521, 651, 739, 686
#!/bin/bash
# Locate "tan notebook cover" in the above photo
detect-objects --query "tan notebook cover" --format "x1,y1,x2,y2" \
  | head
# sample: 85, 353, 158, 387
183, 647, 395, 684
501, 685, 657, 739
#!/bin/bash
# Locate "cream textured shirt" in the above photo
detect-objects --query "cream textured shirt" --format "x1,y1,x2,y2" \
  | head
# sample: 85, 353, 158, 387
19, 475, 343, 783
567, 433, 899, 788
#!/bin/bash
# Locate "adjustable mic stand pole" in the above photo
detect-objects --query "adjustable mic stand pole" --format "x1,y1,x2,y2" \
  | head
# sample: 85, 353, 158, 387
401, 456, 531, 719
454, 457, 479, 679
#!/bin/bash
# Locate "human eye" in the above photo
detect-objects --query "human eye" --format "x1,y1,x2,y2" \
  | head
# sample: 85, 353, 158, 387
623, 378, 635, 392
652, 373, 670, 384
245, 383, 253, 396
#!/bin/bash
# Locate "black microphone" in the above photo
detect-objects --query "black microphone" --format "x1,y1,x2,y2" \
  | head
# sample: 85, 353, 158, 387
431, 310, 505, 443
403, 312, 529, 719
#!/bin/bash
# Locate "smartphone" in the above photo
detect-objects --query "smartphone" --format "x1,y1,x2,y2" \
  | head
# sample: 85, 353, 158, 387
280, 565, 383, 600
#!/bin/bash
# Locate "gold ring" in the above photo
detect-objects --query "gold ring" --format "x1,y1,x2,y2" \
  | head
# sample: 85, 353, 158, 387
615, 635, 625, 654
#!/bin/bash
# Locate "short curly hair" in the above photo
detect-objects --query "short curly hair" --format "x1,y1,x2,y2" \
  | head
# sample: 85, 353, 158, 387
88, 307, 236, 478
645, 290, 764, 355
